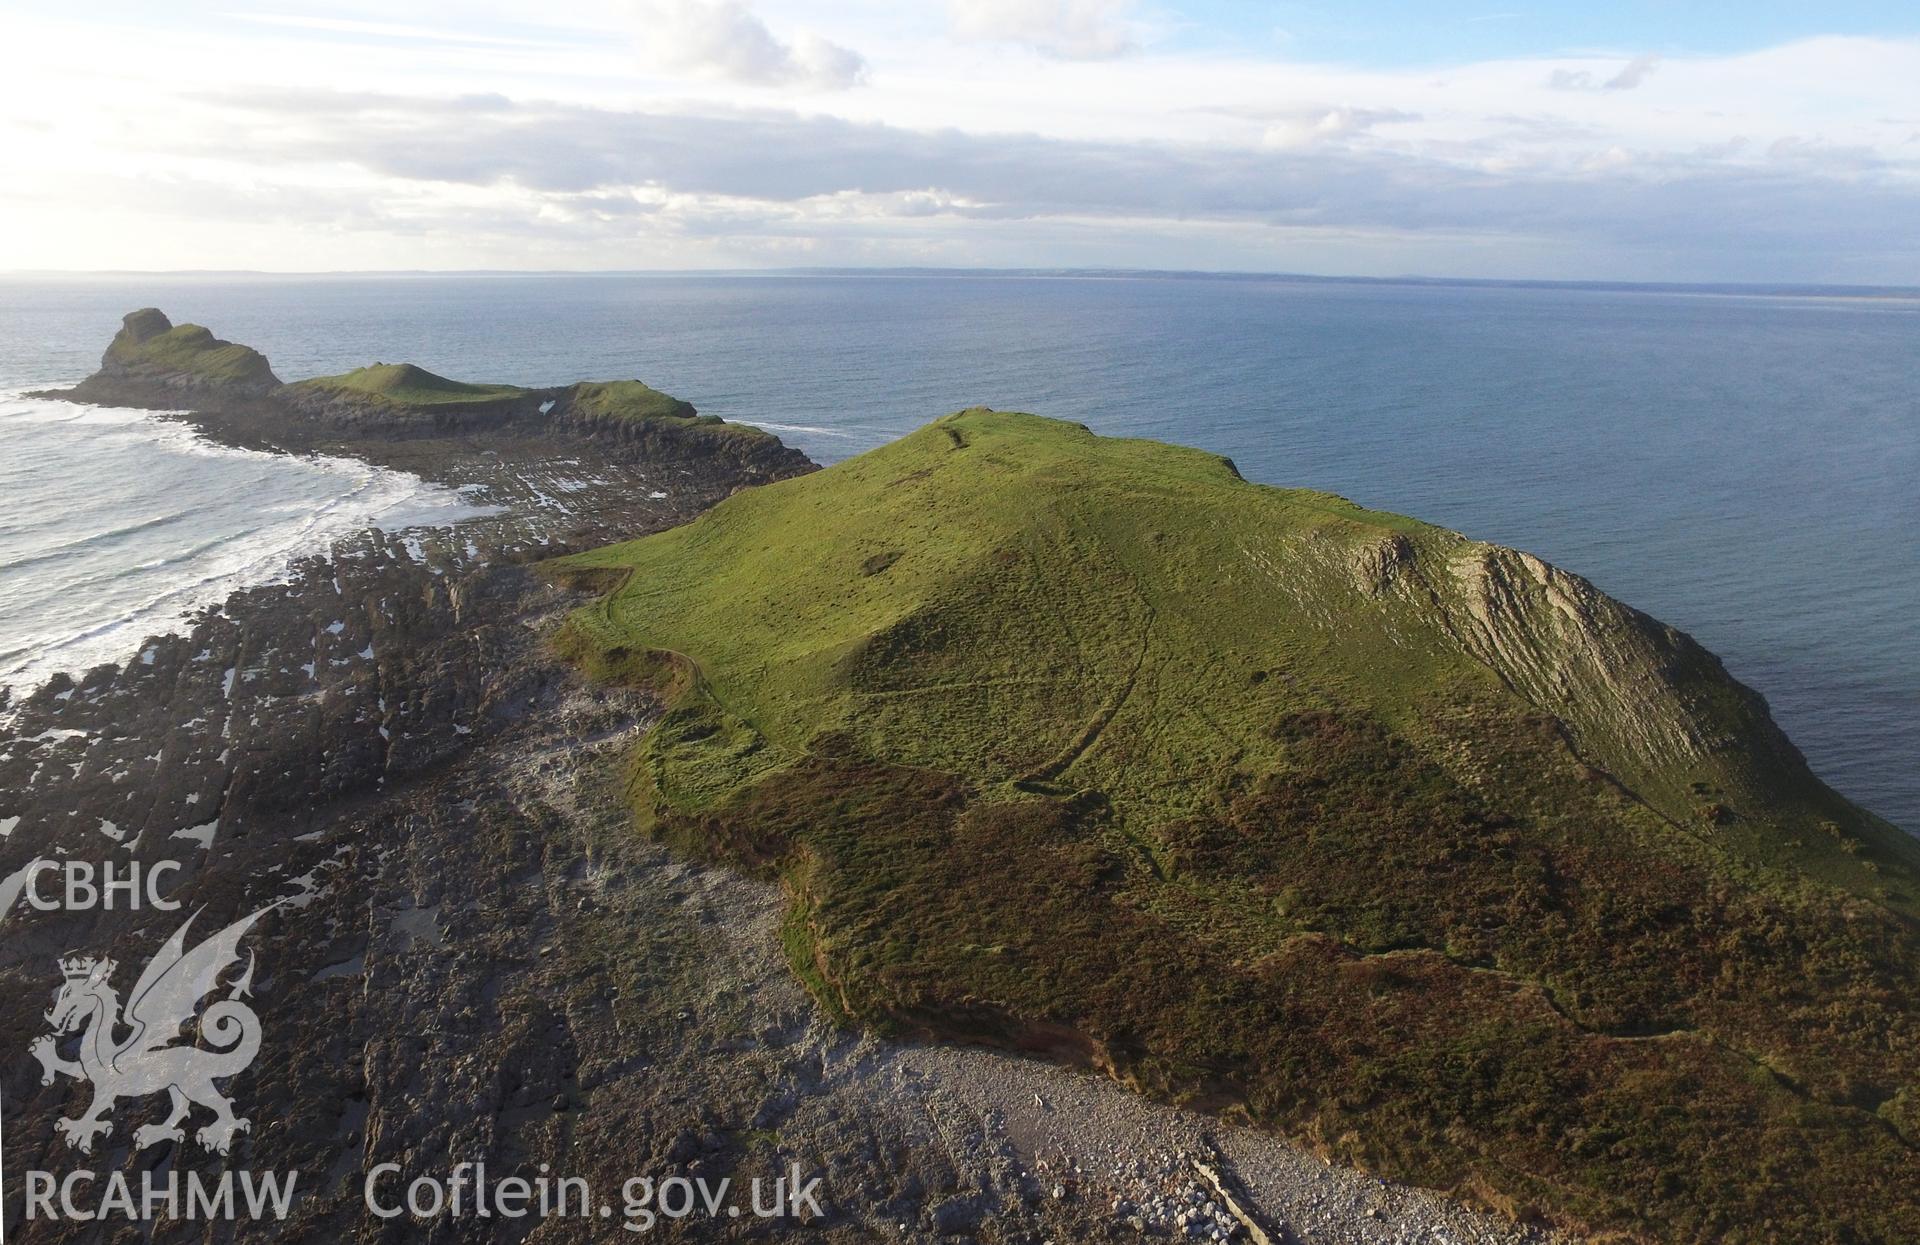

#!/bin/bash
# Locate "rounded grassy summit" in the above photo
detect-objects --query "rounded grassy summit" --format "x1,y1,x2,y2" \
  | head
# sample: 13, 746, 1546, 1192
561, 409, 1917, 1243
290, 361, 528, 408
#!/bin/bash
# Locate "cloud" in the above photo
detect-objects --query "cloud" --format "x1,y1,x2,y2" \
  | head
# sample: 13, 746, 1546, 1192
1766, 135, 1884, 172
1244, 106, 1422, 149
13, 10, 1920, 278
1550, 53, 1662, 93
1604, 54, 1661, 91
178, 90, 1920, 268
634, 0, 867, 89
226, 13, 569, 51
948, 0, 1139, 60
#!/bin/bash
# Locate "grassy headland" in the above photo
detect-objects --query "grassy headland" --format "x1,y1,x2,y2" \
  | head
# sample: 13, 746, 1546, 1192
289, 362, 528, 408
66, 310, 794, 461
289, 366, 780, 443
556, 408, 1920, 1243
561, 379, 780, 444
567, 379, 698, 422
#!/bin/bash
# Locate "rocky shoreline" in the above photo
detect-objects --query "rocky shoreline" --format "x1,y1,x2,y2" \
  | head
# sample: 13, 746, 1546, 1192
0, 316, 1570, 1244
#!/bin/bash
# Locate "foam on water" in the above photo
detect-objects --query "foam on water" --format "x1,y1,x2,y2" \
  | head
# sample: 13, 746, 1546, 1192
0, 388, 484, 691
749, 421, 856, 437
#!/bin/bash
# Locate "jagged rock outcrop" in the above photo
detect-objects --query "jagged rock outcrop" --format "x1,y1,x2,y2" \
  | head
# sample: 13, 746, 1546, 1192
58, 308, 282, 408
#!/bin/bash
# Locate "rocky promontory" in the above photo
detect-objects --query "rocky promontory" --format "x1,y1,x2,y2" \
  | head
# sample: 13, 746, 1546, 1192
59, 305, 282, 406
34, 308, 814, 487
1, 314, 1561, 1245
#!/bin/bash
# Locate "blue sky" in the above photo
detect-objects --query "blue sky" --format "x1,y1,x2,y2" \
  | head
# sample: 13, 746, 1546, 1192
1163, 1, 1920, 62
22, 0, 1919, 61
2, 1, 1917, 281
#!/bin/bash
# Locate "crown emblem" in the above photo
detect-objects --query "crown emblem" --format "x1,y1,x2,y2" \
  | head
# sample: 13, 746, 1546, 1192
60, 954, 110, 981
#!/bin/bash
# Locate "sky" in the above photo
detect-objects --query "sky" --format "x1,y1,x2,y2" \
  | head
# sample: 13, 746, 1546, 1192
2, 1, 1918, 281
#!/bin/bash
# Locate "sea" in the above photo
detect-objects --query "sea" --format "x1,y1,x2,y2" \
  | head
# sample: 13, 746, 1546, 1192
0, 273, 1913, 832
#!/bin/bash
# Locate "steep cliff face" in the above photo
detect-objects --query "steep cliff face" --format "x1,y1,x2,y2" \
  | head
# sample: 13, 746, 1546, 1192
558, 408, 1920, 1244
1346, 531, 1852, 845
545, 380, 813, 480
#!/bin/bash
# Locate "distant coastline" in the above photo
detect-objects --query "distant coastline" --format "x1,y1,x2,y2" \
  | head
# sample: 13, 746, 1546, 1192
8, 266, 1920, 303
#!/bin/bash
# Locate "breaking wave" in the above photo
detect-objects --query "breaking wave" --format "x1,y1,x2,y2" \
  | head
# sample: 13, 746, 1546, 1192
0, 389, 483, 691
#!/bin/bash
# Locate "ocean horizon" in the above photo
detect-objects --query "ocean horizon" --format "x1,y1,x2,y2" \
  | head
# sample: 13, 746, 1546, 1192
15, 265, 1920, 300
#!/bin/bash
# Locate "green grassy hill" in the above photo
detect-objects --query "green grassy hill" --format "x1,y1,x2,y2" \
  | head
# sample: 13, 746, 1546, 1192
289, 361, 528, 408
287, 367, 781, 443
566, 379, 699, 422
560, 380, 779, 444
557, 409, 1920, 1243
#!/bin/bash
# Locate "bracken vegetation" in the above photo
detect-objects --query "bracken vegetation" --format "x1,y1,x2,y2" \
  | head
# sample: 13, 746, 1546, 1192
555, 409, 1920, 1243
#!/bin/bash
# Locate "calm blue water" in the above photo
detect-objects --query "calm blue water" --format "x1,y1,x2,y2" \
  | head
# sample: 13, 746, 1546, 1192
1, 274, 1914, 831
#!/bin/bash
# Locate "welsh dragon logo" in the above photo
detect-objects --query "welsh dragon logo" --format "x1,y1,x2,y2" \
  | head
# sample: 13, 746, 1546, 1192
28, 903, 278, 1155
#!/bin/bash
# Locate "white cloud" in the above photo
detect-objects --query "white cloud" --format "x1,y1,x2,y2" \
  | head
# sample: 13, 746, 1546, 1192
1605, 53, 1661, 90
1550, 53, 1661, 92
634, 0, 867, 88
947, 0, 1139, 60
1247, 106, 1421, 150
119, 91, 1920, 271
